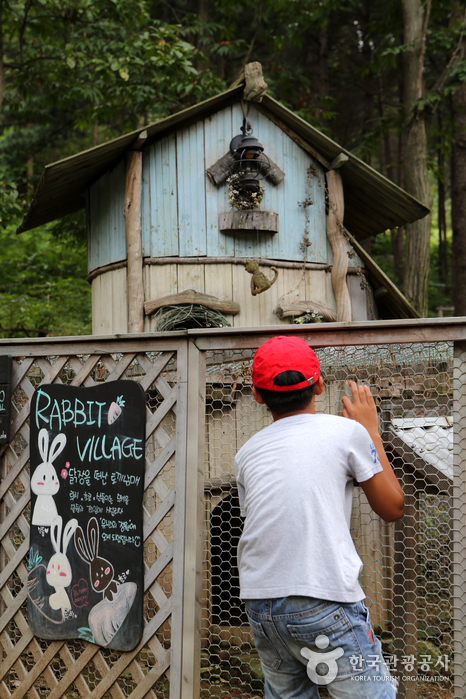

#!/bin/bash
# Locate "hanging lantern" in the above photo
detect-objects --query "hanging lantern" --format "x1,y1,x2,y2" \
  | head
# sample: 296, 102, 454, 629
229, 117, 270, 193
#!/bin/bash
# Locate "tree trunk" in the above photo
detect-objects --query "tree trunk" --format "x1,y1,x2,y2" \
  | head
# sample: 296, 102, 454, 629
437, 115, 448, 288
401, 0, 432, 317
451, 4, 466, 316
0, 1, 4, 111
451, 88, 466, 314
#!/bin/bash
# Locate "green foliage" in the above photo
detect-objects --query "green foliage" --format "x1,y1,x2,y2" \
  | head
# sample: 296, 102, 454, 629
0, 0, 463, 334
0, 0, 229, 338
0, 225, 91, 337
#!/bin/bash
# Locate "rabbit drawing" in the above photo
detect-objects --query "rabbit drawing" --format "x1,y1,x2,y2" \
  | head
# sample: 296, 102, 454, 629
74, 517, 119, 601
31, 429, 67, 526
47, 516, 78, 615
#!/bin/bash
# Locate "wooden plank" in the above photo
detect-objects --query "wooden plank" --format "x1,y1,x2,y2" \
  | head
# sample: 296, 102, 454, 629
177, 121, 207, 257
88, 160, 127, 274
144, 265, 179, 333
142, 136, 178, 258
189, 318, 466, 350
92, 267, 128, 335
144, 440, 176, 489
145, 289, 240, 317
11, 357, 35, 392
0, 624, 34, 679
452, 341, 466, 699
124, 150, 145, 333
144, 542, 174, 590
0, 444, 29, 500
136, 351, 175, 392
45, 644, 100, 699
218, 211, 278, 234
143, 489, 175, 541
124, 652, 171, 699
176, 264, 205, 297
0, 489, 29, 541
0, 540, 28, 592
392, 475, 418, 699
168, 341, 188, 699
180, 340, 206, 699
86, 598, 172, 699
93, 652, 126, 699
9, 640, 65, 699
347, 273, 368, 321
0, 587, 27, 635
9, 356, 70, 437
205, 106, 235, 258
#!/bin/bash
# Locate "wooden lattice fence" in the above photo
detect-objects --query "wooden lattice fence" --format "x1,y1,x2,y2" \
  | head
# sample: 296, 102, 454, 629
2, 321, 466, 699
0, 335, 205, 699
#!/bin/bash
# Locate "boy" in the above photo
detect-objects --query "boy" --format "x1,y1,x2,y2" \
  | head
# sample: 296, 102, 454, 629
234, 335, 404, 698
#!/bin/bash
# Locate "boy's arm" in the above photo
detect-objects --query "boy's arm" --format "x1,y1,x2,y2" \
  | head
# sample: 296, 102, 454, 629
342, 381, 404, 522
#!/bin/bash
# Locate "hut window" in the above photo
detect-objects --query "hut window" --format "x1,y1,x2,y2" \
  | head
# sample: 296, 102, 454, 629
153, 304, 229, 332
210, 493, 247, 626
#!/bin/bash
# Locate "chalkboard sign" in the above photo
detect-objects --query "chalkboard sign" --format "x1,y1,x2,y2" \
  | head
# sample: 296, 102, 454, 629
0, 355, 12, 444
27, 381, 146, 651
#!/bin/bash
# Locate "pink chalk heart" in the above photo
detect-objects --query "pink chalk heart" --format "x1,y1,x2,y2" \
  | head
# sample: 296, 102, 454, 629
61, 469, 68, 479
71, 579, 89, 607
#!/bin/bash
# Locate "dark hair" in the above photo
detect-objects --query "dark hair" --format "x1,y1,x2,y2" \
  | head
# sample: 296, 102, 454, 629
255, 370, 315, 414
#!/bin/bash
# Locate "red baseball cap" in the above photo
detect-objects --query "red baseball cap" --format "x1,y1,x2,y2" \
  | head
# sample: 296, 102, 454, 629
252, 336, 320, 391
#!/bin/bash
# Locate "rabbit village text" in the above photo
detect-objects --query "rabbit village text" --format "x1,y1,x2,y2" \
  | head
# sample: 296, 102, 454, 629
27, 381, 146, 651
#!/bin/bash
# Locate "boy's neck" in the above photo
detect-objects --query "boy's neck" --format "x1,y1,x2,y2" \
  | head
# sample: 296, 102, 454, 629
272, 401, 316, 422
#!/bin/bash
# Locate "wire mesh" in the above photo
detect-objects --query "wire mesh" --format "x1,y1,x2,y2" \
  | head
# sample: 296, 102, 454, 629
201, 342, 456, 699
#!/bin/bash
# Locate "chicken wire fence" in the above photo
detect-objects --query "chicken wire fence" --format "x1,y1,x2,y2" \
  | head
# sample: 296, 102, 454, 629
200, 332, 464, 699
1, 323, 466, 699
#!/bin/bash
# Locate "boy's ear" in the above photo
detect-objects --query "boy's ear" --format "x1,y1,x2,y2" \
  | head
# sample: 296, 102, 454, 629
252, 385, 265, 404
314, 376, 324, 395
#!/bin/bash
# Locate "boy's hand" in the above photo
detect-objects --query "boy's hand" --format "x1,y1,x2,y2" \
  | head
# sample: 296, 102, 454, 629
341, 380, 379, 437
342, 380, 404, 522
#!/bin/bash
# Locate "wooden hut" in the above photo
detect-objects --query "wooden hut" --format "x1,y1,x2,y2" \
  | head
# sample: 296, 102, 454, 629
17, 65, 431, 657
18, 65, 428, 335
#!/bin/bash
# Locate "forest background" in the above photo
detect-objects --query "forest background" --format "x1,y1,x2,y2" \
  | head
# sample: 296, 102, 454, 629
1, 0, 465, 338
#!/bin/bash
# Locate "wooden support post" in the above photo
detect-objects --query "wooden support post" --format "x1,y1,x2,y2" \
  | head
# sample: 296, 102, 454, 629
325, 170, 352, 322
452, 341, 466, 699
171, 339, 206, 699
393, 473, 418, 699
123, 150, 145, 333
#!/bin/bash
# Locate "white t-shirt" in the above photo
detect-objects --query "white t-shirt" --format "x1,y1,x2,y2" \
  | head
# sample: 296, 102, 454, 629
234, 413, 383, 603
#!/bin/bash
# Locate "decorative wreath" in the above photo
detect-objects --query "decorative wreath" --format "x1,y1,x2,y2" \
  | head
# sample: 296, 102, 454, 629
227, 174, 264, 210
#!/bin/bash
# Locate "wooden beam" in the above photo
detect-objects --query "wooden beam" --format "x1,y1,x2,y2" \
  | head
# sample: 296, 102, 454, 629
123, 151, 145, 333
330, 153, 349, 170
275, 300, 337, 323
326, 169, 352, 322
144, 289, 240, 317
218, 211, 278, 234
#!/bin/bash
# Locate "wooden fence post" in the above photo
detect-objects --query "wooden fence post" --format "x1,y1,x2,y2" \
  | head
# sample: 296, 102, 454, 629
170, 339, 206, 699
452, 341, 466, 699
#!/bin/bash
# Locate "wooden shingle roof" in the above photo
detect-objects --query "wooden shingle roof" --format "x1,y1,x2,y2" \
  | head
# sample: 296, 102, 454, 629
18, 86, 429, 239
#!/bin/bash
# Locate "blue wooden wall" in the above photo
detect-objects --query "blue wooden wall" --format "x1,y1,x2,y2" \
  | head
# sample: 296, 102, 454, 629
87, 103, 328, 274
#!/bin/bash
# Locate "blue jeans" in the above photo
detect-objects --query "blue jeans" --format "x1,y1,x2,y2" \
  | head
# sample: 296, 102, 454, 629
244, 597, 397, 698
